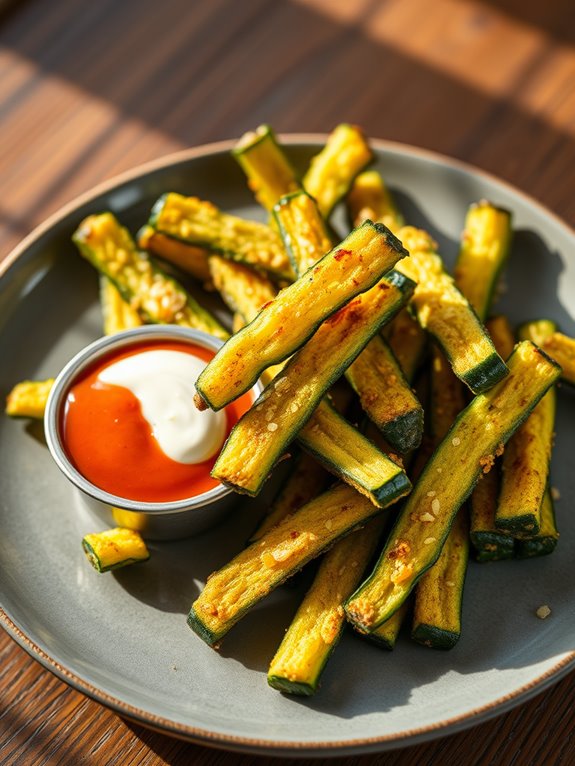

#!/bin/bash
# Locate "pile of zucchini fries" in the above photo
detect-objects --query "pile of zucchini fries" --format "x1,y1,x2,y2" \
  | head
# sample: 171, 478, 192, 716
6, 124, 574, 698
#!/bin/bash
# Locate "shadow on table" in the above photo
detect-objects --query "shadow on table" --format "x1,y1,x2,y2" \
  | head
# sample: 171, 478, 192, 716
2, 0, 575, 233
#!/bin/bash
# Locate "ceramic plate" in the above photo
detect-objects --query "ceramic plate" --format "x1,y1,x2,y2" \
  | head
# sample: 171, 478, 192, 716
1, 138, 574, 757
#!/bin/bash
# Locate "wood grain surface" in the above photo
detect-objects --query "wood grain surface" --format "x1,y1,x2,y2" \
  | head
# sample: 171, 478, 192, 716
1, 0, 574, 764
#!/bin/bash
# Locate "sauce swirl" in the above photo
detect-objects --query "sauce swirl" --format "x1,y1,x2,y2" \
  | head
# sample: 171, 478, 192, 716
63, 340, 252, 503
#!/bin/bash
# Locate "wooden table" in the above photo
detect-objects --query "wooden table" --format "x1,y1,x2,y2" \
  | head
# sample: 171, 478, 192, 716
1, 1, 574, 763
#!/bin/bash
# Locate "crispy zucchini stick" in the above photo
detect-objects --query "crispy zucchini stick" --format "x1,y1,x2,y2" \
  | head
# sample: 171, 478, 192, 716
344, 341, 561, 633
212, 271, 414, 499
195, 220, 408, 411
188, 483, 390, 646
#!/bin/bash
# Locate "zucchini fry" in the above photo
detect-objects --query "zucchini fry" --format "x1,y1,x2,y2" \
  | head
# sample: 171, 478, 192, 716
73, 213, 228, 340
149, 193, 294, 282
137, 224, 212, 284
454, 201, 513, 321
274, 191, 423, 453
195, 220, 408, 412
541, 332, 575, 385
495, 319, 557, 537
411, 346, 469, 649
212, 271, 414, 499
345, 171, 425, 383
303, 124, 373, 219
82, 528, 150, 573
268, 516, 386, 695
397, 226, 508, 394
344, 341, 561, 633
5, 379, 55, 419
411, 508, 469, 649
347, 170, 404, 232
233, 124, 301, 211
188, 483, 389, 646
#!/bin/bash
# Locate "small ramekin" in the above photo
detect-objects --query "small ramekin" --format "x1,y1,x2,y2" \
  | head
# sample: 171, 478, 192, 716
44, 325, 260, 540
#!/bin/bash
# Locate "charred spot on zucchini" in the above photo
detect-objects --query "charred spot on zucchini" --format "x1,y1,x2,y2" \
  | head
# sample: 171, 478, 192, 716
188, 483, 389, 646
73, 213, 228, 340
212, 271, 414, 497
149, 192, 294, 281
396, 226, 508, 394
195, 220, 409, 412
82, 528, 150, 573
344, 341, 561, 633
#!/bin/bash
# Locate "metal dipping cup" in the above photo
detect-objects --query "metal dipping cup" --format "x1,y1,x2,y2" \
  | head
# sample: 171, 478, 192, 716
44, 325, 261, 540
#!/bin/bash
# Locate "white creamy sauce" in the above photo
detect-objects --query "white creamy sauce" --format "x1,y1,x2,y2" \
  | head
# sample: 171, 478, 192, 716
98, 349, 226, 464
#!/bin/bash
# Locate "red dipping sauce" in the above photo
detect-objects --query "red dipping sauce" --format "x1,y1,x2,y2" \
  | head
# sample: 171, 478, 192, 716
62, 340, 253, 503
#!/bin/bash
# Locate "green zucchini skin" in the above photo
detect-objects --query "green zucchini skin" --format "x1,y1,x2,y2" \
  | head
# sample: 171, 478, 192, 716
149, 192, 294, 281
212, 270, 415, 497
274, 190, 423, 453
233, 125, 301, 212
455, 351, 509, 395
495, 319, 558, 538
303, 123, 373, 219
344, 341, 561, 633
297, 401, 411, 507
381, 408, 425, 455
471, 532, 515, 563
411, 625, 460, 650
196, 219, 409, 412
267, 677, 316, 696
